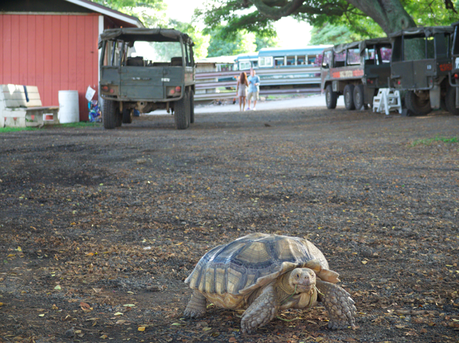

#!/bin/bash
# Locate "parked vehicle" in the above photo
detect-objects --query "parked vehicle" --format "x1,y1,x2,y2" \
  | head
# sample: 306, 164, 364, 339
231, 46, 331, 90
320, 38, 392, 110
448, 21, 459, 115
98, 28, 195, 129
390, 26, 455, 116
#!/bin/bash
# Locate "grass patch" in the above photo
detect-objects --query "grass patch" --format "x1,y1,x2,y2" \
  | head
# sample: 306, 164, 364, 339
411, 136, 458, 146
0, 121, 102, 133
0, 127, 39, 133
59, 122, 102, 128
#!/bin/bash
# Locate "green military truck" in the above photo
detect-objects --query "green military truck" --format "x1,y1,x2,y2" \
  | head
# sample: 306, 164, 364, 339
390, 26, 456, 116
98, 28, 195, 129
448, 21, 459, 115
320, 38, 392, 110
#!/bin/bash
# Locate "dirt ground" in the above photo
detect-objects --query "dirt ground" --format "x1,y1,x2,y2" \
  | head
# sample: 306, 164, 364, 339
1, 106, 458, 343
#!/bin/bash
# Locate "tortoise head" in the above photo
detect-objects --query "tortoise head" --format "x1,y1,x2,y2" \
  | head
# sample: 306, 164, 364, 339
288, 268, 316, 293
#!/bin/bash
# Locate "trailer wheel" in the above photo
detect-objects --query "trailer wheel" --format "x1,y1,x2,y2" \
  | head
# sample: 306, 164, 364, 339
353, 84, 365, 110
445, 86, 459, 115
405, 91, 431, 116
190, 89, 195, 124
325, 85, 337, 109
122, 108, 133, 124
174, 89, 190, 130
103, 100, 119, 129
344, 84, 355, 110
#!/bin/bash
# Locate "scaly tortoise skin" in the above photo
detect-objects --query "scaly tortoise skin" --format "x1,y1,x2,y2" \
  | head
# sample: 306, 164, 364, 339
184, 233, 356, 333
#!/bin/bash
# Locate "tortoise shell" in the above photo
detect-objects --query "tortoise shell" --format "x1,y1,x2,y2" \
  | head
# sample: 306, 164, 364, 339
185, 233, 338, 299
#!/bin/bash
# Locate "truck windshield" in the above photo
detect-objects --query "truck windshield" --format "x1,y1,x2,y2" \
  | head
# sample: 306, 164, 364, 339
129, 41, 182, 62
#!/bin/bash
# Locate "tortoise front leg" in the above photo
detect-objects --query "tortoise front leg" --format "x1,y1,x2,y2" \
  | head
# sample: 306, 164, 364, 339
241, 283, 279, 334
184, 290, 207, 318
316, 279, 356, 329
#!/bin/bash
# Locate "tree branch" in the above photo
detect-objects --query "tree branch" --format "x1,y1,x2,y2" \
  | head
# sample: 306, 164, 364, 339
251, 0, 305, 19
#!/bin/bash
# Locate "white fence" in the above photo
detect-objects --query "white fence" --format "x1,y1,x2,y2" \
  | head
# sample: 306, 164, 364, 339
195, 66, 322, 102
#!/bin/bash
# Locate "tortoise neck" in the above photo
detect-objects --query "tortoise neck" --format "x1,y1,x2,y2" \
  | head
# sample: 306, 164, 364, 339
276, 271, 296, 296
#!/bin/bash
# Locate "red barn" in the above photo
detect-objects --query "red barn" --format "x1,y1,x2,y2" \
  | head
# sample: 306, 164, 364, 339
0, 0, 143, 121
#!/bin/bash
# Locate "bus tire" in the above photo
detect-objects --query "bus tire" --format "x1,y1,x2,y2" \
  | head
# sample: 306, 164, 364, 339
174, 90, 190, 130
353, 84, 365, 110
344, 84, 355, 110
405, 91, 431, 116
325, 85, 337, 109
190, 89, 195, 124
445, 86, 459, 115
122, 108, 133, 124
103, 100, 119, 129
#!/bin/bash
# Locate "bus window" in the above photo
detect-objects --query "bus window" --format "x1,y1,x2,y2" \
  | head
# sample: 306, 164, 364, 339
297, 55, 306, 65
286, 56, 295, 65
274, 57, 285, 67
239, 61, 252, 70
252, 60, 258, 68
259, 56, 273, 67
308, 56, 316, 65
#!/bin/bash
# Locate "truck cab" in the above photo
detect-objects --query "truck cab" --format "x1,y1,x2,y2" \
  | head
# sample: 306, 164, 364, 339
448, 21, 459, 115
320, 38, 392, 110
390, 26, 454, 116
99, 28, 195, 129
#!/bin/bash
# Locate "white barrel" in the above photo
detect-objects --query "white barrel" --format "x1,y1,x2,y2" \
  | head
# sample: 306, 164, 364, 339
58, 90, 79, 123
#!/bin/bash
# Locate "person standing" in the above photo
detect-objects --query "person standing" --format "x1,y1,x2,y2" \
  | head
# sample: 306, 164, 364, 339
236, 72, 249, 111
247, 68, 260, 111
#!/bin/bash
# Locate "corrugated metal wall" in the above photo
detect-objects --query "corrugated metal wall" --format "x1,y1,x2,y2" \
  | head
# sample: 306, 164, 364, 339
0, 14, 99, 121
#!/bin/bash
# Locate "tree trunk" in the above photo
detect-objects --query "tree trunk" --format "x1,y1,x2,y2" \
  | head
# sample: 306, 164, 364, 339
336, 0, 416, 34
252, 0, 417, 35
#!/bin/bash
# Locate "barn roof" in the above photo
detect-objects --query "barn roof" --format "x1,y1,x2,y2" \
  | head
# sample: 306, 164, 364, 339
66, 0, 144, 28
0, 0, 144, 28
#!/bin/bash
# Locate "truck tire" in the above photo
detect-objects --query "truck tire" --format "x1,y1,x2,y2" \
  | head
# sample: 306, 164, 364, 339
405, 91, 431, 116
122, 108, 133, 124
190, 90, 195, 124
445, 86, 459, 115
103, 100, 119, 129
116, 111, 122, 127
353, 84, 365, 110
344, 84, 355, 110
174, 90, 190, 130
325, 84, 338, 109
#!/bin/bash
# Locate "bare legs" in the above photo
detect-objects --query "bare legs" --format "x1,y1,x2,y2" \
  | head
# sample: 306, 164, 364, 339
239, 96, 247, 111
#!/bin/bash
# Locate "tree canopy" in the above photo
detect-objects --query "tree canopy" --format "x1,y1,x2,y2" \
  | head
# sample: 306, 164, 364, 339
196, 0, 458, 43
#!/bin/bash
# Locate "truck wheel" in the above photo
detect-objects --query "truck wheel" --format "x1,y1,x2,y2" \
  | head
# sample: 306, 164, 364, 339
122, 108, 133, 124
353, 84, 365, 110
325, 85, 337, 109
190, 90, 195, 124
344, 84, 355, 110
405, 91, 431, 116
445, 86, 459, 115
103, 100, 119, 129
174, 90, 190, 130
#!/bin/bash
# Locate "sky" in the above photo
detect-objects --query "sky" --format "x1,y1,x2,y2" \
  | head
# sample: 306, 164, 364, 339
164, 0, 312, 49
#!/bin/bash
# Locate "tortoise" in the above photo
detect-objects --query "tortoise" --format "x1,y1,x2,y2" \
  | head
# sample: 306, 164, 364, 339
184, 233, 356, 333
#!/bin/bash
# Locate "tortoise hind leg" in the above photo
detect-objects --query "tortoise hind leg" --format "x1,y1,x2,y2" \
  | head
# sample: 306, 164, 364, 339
184, 290, 207, 318
316, 279, 356, 329
241, 283, 279, 334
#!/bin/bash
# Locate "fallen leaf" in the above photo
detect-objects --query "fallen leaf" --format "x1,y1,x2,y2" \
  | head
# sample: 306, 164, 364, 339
138, 326, 146, 331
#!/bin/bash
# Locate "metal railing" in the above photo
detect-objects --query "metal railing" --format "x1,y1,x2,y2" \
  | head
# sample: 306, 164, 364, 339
195, 67, 322, 101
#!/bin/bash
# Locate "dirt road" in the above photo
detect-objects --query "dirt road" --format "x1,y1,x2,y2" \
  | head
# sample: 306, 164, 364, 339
1, 106, 458, 342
